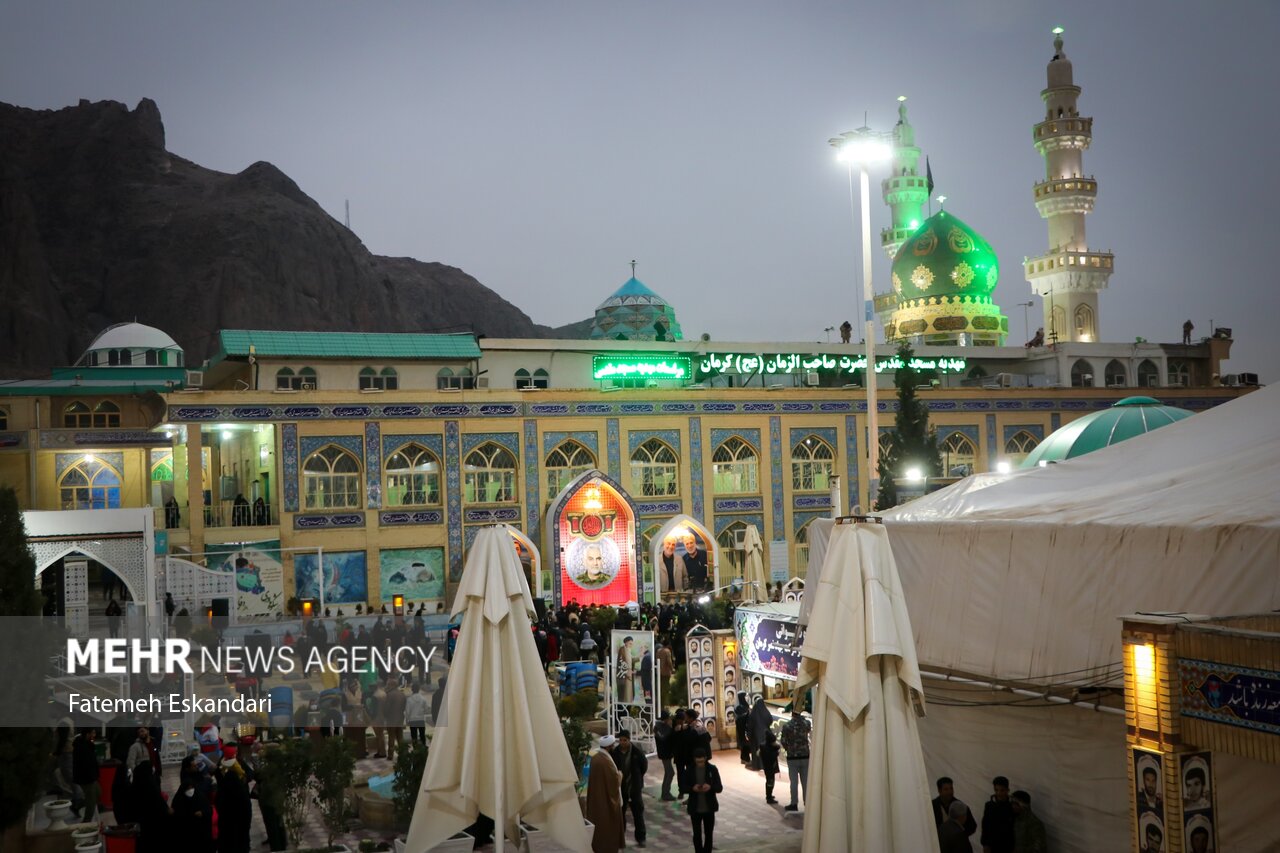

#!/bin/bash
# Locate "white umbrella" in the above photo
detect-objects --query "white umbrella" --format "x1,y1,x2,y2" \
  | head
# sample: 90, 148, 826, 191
795, 521, 938, 853
404, 525, 592, 853
742, 523, 768, 601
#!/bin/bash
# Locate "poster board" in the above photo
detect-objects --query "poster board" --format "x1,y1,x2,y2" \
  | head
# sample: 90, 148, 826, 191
609, 629, 656, 755
768, 539, 789, 583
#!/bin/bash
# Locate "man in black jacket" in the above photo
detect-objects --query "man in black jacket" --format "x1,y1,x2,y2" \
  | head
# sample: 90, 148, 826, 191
654, 710, 676, 801
932, 776, 976, 838
980, 775, 1015, 853
72, 728, 100, 822
610, 730, 648, 848
683, 748, 723, 853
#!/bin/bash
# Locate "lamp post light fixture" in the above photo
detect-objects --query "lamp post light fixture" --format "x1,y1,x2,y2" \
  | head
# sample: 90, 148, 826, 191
830, 123, 894, 508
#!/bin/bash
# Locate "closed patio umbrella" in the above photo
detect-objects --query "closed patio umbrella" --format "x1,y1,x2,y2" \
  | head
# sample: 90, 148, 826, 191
404, 525, 592, 853
742, 523, 768, 601
795, 521, 938, 853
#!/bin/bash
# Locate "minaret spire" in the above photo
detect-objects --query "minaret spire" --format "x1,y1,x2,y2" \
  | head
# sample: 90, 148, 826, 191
1024, 27, 1115, 345
875, 95, 932, 332
630, 259, 637, 278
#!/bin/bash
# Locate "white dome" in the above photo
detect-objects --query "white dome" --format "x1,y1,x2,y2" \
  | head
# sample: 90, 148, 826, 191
87, 322, 181, 353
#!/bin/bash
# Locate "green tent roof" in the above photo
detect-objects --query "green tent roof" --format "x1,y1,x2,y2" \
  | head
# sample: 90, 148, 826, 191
216, 330, 481, 360
1022, 396, 1193, 467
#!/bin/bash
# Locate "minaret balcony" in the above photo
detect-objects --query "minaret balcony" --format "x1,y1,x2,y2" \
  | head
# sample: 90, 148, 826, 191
1034, 177, 1097, 216
1025, 250, 1115, 292
1033, 116, 1092, 154
881, 226, 917, 250
881, 173, 930, 198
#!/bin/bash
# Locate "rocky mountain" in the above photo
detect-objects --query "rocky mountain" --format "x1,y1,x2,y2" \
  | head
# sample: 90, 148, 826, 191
0, 98, 562, 377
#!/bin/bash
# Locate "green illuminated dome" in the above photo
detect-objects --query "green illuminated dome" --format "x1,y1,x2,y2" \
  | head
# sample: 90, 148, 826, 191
1021, 397, 1193, 468
891, 211, 999, 301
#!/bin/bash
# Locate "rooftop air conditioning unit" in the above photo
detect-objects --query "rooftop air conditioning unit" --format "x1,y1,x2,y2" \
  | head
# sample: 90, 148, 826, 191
184, 370, 204, 389
300, 381, 317, 391
476, 376, 490, 388
1221, 374, 1239, 387
1239, 372, 1260, 386
804, 372, 820, 387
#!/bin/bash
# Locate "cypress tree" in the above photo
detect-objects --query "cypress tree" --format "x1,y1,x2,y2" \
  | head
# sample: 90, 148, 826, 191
0, 487, 54, 830
875, 343, 942, 510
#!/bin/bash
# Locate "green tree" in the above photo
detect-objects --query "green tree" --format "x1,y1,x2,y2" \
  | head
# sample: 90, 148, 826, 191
312, 736, 356, 851
258, 738, 314, 849
875, 343, 942, 510
392, 739, 429, 823
0, 487, 54, 830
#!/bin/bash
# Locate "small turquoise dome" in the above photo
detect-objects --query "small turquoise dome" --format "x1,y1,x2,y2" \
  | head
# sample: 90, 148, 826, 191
589, 276, 683, 341
1022, 397, 1193, 467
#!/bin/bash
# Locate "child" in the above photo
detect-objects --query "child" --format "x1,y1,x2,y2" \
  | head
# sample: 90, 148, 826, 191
760, 730, 781, 804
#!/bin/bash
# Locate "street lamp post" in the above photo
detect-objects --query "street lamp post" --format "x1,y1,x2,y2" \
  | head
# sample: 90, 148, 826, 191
830, 125, 893, 509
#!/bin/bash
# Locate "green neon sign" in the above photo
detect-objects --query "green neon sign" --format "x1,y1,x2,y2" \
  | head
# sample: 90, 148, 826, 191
593, 355, 692, 381
697, 352, 967, 375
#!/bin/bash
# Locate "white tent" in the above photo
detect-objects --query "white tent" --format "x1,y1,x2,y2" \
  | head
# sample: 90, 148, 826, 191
881, 384, 1280, 851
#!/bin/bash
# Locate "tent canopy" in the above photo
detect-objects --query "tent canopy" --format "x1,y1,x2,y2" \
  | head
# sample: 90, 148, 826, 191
882, 384, 1280, 683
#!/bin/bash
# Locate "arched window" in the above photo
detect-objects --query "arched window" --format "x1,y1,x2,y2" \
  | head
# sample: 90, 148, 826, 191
1074, 304, 1095, 340
1003, 430, 1040, 467
64, 401, 92, 428
940, 432, 977, 477
276, 367, 296, 390
59, 456, 121, 510
150, 451, 174, 482
1050, 305, 1067, 342
711, 436, 758, 494
1105, 359, 1127, 388
514, 368, 531, 389
359, 367, 398, 391
144, 349, 158, 366
717, 521, 747, 578
1167, 360, 1190, 387
302, 445, 362, 510
1137, 359, 1160, 388
463, 442, 517, 503
631, 438, 679, 497
532, 368, 550, 389
438, 367, 475, 390
384, 443, 441, 507
791, 434, 835, 492
878, 431, 894, 460
795, 521, 816, 578
299, 367, 318, 389
108, 349, 120, 366
545, 440, 596, 497
1070, 359, 1094, 388
92, 401, 120, 428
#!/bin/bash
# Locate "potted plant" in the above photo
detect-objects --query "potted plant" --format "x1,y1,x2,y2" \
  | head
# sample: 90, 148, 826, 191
258, 738, 313, 851
312, 736, 356, 852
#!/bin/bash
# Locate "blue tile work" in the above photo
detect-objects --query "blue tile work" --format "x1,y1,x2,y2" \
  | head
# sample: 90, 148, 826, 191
769, 416, 784, 539
715, 513, 763, 537
986, 414, 997, 461
714, 497, 764, 512
461, 432, 520, 459
793, 510, 829, 535
464, 507, 521, 524
294, 513, 364, 530
55, 450, 124, 480
365, 421, 381, 509
788, 427, 838, 453
1002, 424, 1046, 444
793, 494, 831, 510
636, 500, 682, 516
282, 424, 299, 512
709, 428, 761, 453
688, 417, 704, 522
541, 431, 600, 460
300, 434, 364, 463
606, 418, 621, 479
627, 429, 681, 457
379, 433, 444, 459
524, 419, 540, 541
1051, 412, 1062, 430
844, 416, 858, 512
379, 510, 443, 526
445, 421, 462, 579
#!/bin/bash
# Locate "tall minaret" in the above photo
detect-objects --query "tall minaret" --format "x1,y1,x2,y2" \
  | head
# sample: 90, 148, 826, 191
880, 96, 929, 259
876, 97, 931, 329
1024, 27, 1114, 344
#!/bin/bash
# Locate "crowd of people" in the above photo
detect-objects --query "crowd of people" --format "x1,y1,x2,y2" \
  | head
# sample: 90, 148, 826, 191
932, 774, 1048, 853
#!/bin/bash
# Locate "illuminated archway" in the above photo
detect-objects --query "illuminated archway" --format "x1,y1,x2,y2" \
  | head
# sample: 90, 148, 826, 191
545, 469, 640, 608
649, 513, 719, 598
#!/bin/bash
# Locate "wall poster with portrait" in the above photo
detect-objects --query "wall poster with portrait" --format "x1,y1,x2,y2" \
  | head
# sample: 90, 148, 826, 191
654, 527, 713, 598
1133, 748, 1166, 853
1180, 752, 1216, 853
548, 472, 640, 608
609, 629, 656, 755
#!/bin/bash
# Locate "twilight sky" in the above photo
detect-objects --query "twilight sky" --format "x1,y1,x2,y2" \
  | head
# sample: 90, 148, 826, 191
3, 1, 1277, 379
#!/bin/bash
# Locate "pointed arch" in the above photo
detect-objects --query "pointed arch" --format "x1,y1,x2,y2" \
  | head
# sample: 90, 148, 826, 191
649, 513, 719, 595
631, 437, 679, 497
59, 455, 122, 510
463, 441, 517, 503
711, 436, 758, 494
790, 433, 835, 492
545, 439, 597, 497
940, 431, 977, 477
384, 442, 442, 506
302, 444, 362, 509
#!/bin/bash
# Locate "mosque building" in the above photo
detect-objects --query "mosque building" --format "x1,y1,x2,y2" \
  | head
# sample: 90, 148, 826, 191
0, 30, 1252, 631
